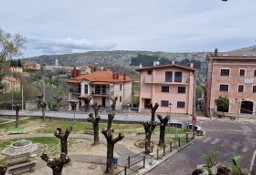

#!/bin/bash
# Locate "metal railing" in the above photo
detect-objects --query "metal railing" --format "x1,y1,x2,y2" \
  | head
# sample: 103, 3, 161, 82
127, 152, 145, 169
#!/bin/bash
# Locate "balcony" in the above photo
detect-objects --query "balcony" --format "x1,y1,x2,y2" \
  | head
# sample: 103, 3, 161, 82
91, 88, 111, 96
143, 76, 188, 85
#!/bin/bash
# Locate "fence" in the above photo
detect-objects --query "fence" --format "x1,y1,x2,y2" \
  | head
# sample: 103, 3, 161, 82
113, 165, 127, 175
156, 133, 192, 159
127, 152, 145, 169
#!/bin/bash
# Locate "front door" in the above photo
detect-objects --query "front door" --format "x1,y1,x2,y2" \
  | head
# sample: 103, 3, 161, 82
144, 99, 151, 109
102, 97, 106, 107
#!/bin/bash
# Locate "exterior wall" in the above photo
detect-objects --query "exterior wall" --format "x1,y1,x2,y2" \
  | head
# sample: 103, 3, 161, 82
10, 67, 23, 73
123, 81, 132, 105
138, 66, 194, 114
24, 63, 41, 70
205, 58, 256, 116
2, 78, 20, 93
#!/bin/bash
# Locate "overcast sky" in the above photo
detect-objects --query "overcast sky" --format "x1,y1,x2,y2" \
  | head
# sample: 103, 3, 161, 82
1, 0, 256, 58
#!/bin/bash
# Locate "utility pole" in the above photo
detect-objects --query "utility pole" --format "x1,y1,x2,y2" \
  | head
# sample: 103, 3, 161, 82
21, 85, 24, 111
192, 69, 197, 139
43, 64, 46, 101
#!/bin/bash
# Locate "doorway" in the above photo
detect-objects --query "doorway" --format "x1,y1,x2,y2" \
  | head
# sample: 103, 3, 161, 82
144, 99, 151, 109
102, 97, 106, 107
240, 101, 253, 114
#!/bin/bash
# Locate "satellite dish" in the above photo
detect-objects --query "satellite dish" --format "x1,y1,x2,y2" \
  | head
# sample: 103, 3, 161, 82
155, 61, 160, 66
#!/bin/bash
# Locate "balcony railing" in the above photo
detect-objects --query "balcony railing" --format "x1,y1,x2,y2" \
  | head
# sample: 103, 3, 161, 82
143, 77, 188, 84
91, 88, 111, 96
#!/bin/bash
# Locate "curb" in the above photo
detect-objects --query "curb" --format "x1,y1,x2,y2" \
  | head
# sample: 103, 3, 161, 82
249, 150, 256, 175
138, 137, 199, 175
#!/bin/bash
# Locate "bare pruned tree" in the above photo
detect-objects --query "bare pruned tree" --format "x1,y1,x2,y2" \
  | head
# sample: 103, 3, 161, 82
110, 96, 118, 111
13, 103, 21, 128
0, 165, 7, 175
87, 102, 101, 144
102, 112, 124, 173
41, 152, 70, 175
40, 101, 47, 120
53, 96, 62, 111
54, 126, 73, 155
36, 94, 44, 109
157, 114, 169, 147
149, 103, 159, 122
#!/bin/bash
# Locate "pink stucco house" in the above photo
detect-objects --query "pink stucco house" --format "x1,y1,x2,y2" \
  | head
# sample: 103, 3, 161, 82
203, 50, 256, 117
136, 62, 195, 114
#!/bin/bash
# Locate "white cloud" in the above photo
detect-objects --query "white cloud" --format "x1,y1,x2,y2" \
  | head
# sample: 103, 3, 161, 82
27, 37, 116, 55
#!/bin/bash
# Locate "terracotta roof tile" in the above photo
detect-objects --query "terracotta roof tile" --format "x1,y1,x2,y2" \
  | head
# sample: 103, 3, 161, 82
68, 70, 131, 84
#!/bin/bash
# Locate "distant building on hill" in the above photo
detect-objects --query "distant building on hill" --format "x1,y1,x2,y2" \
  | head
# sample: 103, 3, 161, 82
10, 67, 23, 73
24, 63, 41, 70
2, 76, 20, 93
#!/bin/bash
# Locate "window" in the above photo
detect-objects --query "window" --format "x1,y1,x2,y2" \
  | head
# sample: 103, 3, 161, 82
147, 70, 152, 75
253, 86, 256, 93
219, 84, 229, 92
161, 86, 169, 93
238, 85, 244, 93
84, 85, 88, 94
239, 69, 245, 76
165, 71, 173, 82
120, 84, 122, 91
177, 101, 185, 108
119, 96, 122, 102
220, 69, 230, 76
174, 72, 182, 82
254, 70, 256, 77
178, 87, 186, 93
161, 100, 169, 107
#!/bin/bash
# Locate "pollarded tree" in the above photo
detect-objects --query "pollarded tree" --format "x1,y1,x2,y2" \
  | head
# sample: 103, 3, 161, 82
53, 96, 62, 111
0, 165, 7, 175
41, 152, 70, 175
157, 114, 169, 147
110, 96, 118, 111
143, 103, 159, 154
54, 126, 73, 155
40, 101, 47, 120
87, 102, 101, 145
80, 96, 91, 112
102, 112, 124, 173
0, 28, 25, 94
36, 94, 44, 109
13, 103, 21, 128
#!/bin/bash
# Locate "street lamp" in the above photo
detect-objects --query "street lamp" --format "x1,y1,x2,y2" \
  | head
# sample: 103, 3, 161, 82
168, 103, 172, 128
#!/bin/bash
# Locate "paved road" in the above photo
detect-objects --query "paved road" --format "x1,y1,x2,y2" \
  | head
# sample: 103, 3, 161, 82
145, 119, 256, 175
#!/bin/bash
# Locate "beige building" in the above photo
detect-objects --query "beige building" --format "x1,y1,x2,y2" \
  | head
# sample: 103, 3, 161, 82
203, 50, 256, 117
67, 69, 132, 110
10, 67, 23, 73
2, 76, 20, 93
24, 63, 41, 70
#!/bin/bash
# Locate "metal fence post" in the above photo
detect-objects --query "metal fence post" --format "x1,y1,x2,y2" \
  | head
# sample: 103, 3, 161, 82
170, 142, 172, 152
127, 156, 130, 168
143, 156, 145, 168
163, 145, 166, 156
178, 137, 181, 147
124, 166, 127, 175
157, 148, 159, 159
186, 133, 188, 142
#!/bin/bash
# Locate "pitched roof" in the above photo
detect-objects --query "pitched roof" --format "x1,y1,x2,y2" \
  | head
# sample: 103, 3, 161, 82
67, 69, 131, 84
3, 76, 18, 82
135, 64, 195, 72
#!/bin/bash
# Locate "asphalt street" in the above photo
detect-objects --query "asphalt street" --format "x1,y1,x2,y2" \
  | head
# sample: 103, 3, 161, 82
145, 119, 256, 175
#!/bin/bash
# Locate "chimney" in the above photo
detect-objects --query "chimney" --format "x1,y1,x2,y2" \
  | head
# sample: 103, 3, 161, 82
112, 72, 115, 79
190, 62, 194, 68
214, 48, 218, 56
123, 73, 126, 80
76, 69, 80, 77
73, 66, 77, 78
139, 63, 143, 68
116, 73, 119, 80
153, 61, 156, 66
172, 60, 175, 64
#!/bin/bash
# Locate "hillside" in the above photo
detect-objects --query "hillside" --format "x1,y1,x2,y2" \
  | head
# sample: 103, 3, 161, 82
22, 50, 207, 68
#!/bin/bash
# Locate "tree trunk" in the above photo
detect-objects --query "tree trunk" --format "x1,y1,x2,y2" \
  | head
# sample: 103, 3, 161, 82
106, 142, 114, 173
87, 102, 101, 145
13, 104, 21, 128
41, 153, 70, 175
54, 126, 72, 154
102, 112, 124, 173
110, 96, 118, 111
0, 165, 7, 175
143, 121, 157, 154
157, 114, 169, 147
